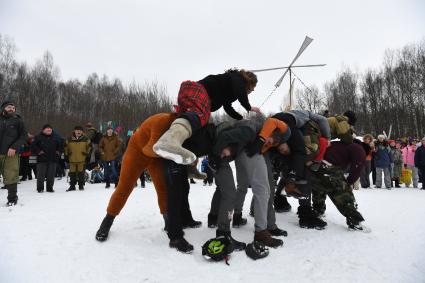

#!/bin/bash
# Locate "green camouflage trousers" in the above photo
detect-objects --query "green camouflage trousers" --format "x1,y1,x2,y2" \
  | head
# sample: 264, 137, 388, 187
0, 154, 20, 185
308, 164, 364, 224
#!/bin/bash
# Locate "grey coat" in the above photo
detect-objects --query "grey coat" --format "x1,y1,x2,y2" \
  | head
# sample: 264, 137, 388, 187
287, 110, 331, 139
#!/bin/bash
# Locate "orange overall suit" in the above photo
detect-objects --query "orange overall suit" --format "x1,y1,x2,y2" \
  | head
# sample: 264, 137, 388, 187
106, 113, 177, 216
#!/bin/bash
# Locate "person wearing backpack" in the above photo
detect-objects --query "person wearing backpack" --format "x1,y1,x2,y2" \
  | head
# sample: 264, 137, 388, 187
327, 110, 357, 143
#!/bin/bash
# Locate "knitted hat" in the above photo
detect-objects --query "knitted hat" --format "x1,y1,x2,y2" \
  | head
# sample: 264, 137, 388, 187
343, 110, 357, 126
74, 126, 84, 131
1, 101, 15, 109
42, 124, 53, 130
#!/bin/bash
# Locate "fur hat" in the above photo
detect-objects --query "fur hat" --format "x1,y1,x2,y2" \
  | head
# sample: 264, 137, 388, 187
377, 134, 386, 140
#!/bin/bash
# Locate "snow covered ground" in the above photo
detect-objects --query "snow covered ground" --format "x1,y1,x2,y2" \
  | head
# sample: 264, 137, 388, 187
1, 178, 425, 283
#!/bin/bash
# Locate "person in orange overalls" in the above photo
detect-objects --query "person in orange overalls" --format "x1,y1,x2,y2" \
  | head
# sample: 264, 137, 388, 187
95, 113, 178, 242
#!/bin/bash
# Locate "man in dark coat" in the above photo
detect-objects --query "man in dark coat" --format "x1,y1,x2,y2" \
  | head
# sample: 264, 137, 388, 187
0, 101, 27, 206
414, 137, 425, 190
31, 124, 63, 192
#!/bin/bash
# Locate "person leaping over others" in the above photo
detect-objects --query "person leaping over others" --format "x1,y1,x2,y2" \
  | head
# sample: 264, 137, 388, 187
153, 68, 261, 166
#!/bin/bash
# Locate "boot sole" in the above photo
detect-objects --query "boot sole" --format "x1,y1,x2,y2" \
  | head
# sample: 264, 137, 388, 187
300, 224, 326, 230
169, 245, 194, 254
153, 144, 196, 165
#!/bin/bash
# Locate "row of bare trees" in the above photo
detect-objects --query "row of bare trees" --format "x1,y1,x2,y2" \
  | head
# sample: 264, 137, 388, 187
296, 39, 425, 138
0, 34, 171, 137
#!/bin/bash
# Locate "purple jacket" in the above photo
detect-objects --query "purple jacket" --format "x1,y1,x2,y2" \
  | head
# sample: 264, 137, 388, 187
324, 141, 366, 184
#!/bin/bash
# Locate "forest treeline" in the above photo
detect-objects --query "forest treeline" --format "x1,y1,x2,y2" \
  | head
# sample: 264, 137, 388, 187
0, 34, 171, 136
1, 34, 424, 138
296, 39, 425, 138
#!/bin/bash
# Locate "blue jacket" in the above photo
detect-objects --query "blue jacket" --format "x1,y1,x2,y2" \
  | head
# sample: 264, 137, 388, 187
374, 141, 393, 168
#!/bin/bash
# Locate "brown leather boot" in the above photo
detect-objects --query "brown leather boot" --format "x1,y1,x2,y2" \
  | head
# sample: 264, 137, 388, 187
254, 230, 283, 248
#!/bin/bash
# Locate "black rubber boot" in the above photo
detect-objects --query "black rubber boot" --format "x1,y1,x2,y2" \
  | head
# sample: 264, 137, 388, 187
67, 172, 77, 191
182, 219, 202, 229
95, 214, 115, 241
77, 171, 85, 190
298, 206, 327, 230
208, 213, 218, 228
232, 212, 247, 228
274, 194, 292, 213
6, 184, 18, 206
216, 230, 246, 251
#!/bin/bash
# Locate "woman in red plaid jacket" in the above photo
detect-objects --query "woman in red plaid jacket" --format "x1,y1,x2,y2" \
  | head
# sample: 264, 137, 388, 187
153, 68, 261, 165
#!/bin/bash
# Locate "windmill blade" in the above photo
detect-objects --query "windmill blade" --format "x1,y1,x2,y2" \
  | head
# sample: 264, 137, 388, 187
274, 36, 314, 88
249, 64, 326, 73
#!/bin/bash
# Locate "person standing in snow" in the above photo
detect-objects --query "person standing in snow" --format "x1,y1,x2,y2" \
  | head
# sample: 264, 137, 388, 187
374, 135, 393, 189
153, 69, 260, 166
31, 124, 63, 193
19, 133, 33, 181
201, 157, 214, 186
389, 140, 403, 188
99, 127, 121, 188
65, 126, 91, 191
414, 137, 425, 190
360, 134, 373, 188
0, 101, 27, 206
402, 141, 419, 188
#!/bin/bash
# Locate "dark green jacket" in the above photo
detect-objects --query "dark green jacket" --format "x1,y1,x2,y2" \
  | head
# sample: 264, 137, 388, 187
212, 120, 262, 158
0, 113, 26, 155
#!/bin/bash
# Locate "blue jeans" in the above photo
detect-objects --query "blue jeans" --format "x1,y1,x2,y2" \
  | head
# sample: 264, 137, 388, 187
103, 160, 118, 184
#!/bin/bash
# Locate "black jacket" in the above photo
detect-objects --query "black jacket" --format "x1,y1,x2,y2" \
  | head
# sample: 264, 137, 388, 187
414, 145, 425, 169
198, 72, 251, 120
31, 132, 63, 163
272, 112, 306, 179
0, 113, 26, 155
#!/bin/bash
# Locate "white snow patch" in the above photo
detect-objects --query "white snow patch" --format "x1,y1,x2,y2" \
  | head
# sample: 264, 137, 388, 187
1, 179, 425, 283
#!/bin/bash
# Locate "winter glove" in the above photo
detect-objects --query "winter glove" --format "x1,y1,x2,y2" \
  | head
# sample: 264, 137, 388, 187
246, 137, 265, 157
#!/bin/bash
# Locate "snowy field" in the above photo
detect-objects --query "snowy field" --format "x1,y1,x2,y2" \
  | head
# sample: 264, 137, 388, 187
1, 178, 425, 283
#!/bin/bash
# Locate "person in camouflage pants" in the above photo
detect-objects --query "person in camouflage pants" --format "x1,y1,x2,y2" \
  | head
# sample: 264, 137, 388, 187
309, 163, 365, 228
0, 101, 27, 206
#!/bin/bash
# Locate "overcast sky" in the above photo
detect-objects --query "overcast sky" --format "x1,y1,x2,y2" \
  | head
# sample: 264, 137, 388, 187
1, 0, 424, 114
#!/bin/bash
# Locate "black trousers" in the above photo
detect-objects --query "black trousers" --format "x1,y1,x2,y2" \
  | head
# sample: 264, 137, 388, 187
162, 159, 193, 241
20, 156, 32, 180
37, 162, 57, 191
203, 167, 214, 185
